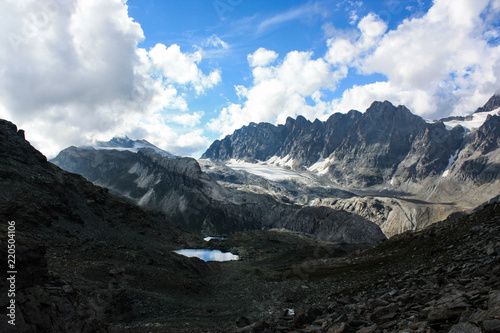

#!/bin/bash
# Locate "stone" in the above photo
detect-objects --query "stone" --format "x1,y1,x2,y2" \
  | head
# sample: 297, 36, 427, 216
356, 324, 377, 333
486, 244, 498, 256
482, 319, 500, 333
487, 291, 500, 317
448, 322, 481, 333
327, 322, 356, 333
236, 316, 251, 328
367, 298, 389, 309
369, 303, 399, 321
427, 292, 469, 322
62, 285, 74, 294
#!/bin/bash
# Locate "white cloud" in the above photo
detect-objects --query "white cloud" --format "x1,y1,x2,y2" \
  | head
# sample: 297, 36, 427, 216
0, 0, 219, 158
331, 82, 435, 118
326, 13, 387, 66
148, 43, 221, 94
122, 114, 210, 157
203, 34, 229, 49
331, 0, 500, 118
176, 129, 210, 150
171, 111, 205, 127
256, 3, 320, 35
248, 48, 279, 67
210, 49, 347, 135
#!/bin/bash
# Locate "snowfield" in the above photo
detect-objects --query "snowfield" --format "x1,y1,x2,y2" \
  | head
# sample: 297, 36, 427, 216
443, 108, 500, 131
226, 159, 315, 181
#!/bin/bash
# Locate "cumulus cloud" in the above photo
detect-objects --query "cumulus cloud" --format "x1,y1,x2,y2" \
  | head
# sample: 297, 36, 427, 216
0, 0, 219, 157
326, 13, 387, 66
123, 113, 210, 157
171, 111, 205, 127
331, 0, 500, 117
148, 43, 221, 94
248, 48, 279, 67
209, 50, 347, 135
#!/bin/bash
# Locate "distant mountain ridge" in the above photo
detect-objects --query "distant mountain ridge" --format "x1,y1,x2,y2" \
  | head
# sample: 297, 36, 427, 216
51, 95, 499, 238
202, 96, 500, 199
199, 96, 500, 234
83, 135, 177, 158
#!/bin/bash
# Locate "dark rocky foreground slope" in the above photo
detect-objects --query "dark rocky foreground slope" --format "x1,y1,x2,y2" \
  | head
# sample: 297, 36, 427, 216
0, 119, 208, 332
237, 202, 500, 333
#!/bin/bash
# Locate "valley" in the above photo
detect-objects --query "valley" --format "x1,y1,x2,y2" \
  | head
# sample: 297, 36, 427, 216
2, 0, 500, 332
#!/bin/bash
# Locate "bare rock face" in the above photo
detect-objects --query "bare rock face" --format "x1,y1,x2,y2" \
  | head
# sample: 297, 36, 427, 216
279, 206, 386, 244
312, 196, 453, 237
475, 94, 500, 113
453, 114, 500, 184
328, 101, 428, 186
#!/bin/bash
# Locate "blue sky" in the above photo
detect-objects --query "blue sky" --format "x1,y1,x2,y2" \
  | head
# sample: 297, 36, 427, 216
126, 0, 432, 142
0, 0, 499, 158
128, 1, 400, 114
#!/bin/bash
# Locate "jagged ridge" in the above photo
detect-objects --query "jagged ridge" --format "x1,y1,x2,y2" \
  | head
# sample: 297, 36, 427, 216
202, 97, 500, 200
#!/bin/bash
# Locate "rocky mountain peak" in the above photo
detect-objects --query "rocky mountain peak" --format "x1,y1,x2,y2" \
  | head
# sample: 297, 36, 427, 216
87, 135, 176, 158
0, 119, 47, 166
104, 135, 134, 148
363, 101, 424, 126
470, 114, 500, 154
475, 94, 500, 113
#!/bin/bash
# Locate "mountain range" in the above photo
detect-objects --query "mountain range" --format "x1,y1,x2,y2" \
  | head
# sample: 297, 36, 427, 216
203, 96, 499, 195
52, 95, 500, 237
51, 138, 385, 244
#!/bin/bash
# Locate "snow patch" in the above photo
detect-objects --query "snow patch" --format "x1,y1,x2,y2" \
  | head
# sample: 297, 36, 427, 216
442, 149, 459, 178
225, 159, 313, 181
266, 155, 296, 168
443, 108, 500, 131
308, 155, 331, 175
